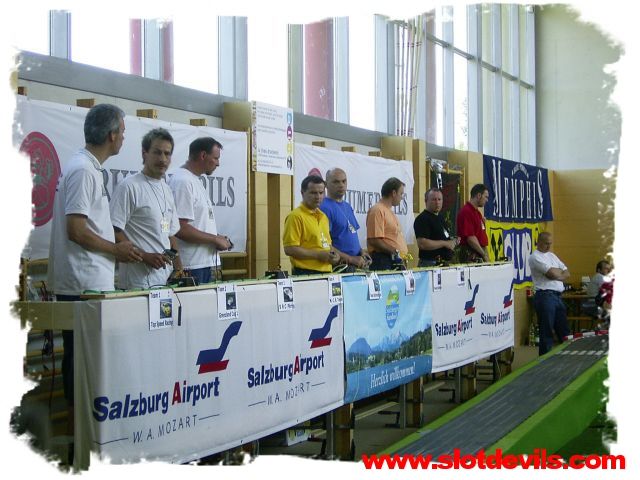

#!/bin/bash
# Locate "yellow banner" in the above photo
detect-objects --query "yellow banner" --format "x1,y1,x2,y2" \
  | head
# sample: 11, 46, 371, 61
486, 220, 542, 289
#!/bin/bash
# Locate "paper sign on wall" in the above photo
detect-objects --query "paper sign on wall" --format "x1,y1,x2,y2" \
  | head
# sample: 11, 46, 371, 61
277, 278, 295, 311
433, 269, 442, 291
457, 267, 466, 286
148, 289, 174, 331
217, 283, 239, 320
327, 275, 343, 304
402, 270, 416, 295
367, 273, 382, 300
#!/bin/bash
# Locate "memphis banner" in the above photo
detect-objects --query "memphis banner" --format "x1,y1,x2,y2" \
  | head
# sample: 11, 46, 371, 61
74, 279, 344, 464
15, 96, 248, 259
431, 263, 514, 372
483, 154, 553, 223
342, 272, 432, 403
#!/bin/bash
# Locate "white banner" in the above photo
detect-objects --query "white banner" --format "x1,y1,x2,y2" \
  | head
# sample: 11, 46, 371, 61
431, 263, 514, 372
295, 144, 415, 247
75, 279, 344, 464
14, 97, 248, 260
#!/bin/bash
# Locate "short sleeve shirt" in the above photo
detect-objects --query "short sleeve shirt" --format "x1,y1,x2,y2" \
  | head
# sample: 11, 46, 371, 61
48, 149, 115, 295
366, 202, 408, 255
320, 197, 362, 256
413, 210, 453, 261
110, 172, 180, 289
283, 204, 333, 272
168, 167, 219, 269
529, 249, 567, 292
456, 201, 488, 247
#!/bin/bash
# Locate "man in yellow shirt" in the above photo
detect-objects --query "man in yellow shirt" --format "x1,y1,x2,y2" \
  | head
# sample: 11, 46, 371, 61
283, 175, 341, 275
366, 177, 409, 271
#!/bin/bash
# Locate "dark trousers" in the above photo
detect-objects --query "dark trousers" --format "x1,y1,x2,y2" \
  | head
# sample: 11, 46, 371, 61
187, 267, 213, 284
533, 290, 569, 355
418, 258, 437, 267
56, 294, 82, 405
292, 267, 327, 276
370, 252, 404, 271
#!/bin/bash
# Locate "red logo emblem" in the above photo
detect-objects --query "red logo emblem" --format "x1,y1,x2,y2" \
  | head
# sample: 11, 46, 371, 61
20, 132, 61, 227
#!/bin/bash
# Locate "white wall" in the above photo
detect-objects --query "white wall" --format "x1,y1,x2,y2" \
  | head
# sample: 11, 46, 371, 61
536, 4, 622, 170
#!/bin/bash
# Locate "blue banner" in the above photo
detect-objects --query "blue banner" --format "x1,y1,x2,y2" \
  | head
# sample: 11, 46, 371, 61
483, 155, 553, 223
342, 272, 432, 403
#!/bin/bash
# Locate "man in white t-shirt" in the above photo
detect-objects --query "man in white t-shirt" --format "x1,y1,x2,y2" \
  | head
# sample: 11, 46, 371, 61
47, 103, 143, 463
528, 232, 570, 355
110, 128, 183, 289
168, 137, 232, 284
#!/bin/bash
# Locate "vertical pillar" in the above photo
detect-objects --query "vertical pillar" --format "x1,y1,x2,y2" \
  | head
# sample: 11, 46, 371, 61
333, 404, 354, 460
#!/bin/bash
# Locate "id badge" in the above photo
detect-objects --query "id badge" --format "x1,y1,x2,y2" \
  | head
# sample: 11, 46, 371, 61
208, 207, 214, 220
348, 222, 356, 234
444, 228, 450, 238
161, 217, 170, 233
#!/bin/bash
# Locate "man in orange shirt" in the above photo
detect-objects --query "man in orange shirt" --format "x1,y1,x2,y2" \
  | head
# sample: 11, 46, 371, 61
366, 177, 408, 271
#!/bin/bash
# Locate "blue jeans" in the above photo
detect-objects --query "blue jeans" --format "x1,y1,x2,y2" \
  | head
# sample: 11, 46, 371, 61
187, 267, 213, 285
533, 290, 569, 355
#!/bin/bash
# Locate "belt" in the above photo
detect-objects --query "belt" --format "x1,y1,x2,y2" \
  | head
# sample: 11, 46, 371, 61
536, 289, 562, 295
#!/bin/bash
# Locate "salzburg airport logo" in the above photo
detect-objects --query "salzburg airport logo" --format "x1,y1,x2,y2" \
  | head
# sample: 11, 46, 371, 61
503, 280, 514, 308
464, 284, 480, 315
308, 305, 338, 348
196, 321, 242, 374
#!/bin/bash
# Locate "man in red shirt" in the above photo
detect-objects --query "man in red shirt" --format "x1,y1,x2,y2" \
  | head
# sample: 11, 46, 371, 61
456, 183, 490, 263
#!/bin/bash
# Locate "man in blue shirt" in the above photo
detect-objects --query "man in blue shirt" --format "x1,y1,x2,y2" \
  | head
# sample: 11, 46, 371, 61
320, 168, 371, 272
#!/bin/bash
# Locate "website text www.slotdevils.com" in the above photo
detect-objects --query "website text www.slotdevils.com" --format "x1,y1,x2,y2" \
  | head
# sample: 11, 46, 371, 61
362, 449, 625, 470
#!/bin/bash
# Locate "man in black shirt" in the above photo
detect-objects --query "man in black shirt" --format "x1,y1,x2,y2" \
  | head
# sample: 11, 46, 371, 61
413, 188, 459, 266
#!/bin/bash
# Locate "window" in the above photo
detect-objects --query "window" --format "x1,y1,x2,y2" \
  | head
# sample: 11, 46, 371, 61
349, 16, 375, 130
454, 53, 469, 150
453, 5, 468, 52
248, 17, 288, 107
426, 40, 444, 145
482, 67, 495, 155
173, 13, 218, 93
9, 10, 48, 55
70, 10, 129, 74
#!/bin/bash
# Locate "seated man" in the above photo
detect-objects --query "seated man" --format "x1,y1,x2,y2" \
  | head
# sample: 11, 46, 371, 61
283, 175, 341, 275
586, 260, 612, 297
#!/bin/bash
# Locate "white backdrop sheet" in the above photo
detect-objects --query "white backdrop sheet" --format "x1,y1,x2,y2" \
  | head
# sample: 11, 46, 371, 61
295, 144, 415, 247
14, 97, 248, 259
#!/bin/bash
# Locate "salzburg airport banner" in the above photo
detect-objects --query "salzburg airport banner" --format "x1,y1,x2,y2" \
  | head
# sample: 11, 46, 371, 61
483, 155, 553, 223
342, 272, 432, 403
430, 263, 514, 372
295, 143, 416, 246
75, 280, 344, 464
486, 220, 541, 289
14, 97, 248, 259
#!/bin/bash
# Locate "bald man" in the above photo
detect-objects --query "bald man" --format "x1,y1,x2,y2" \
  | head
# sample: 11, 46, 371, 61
528, 232, 571, 355
320, 168, 371, 272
